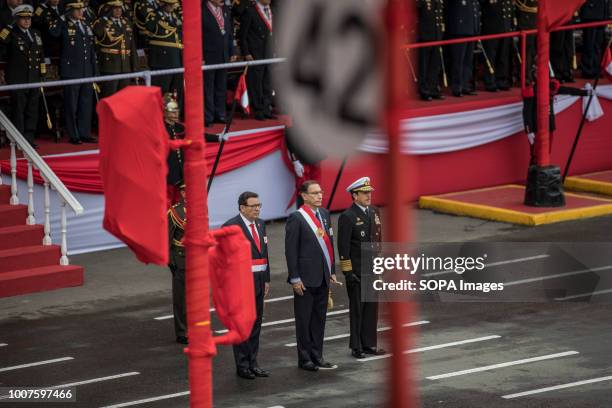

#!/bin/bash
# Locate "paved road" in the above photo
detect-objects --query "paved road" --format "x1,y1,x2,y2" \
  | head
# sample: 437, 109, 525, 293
1, 210, 611, 407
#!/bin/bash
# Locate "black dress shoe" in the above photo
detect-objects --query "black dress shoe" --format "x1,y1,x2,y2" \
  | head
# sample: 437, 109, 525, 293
28, 142, 39, 149
298, 361, 319, 371
205, 121, 213, 128
264, 113, 278, 119
462, 90, 478, 96
431, 94, 445, 100
313, 359, 338, 370
564, 77, 576, 83
254, 113, 266, 121
176, 336, 188, 344
237, 368, 255, 379
498, 85, 511, 91
420, 94, 433, 101
81, 137, 98, 143
363, 347, 386, 356
214, 117, 226, 124
250, 367, 269, 377
452, 91, 462, 97
69, 139, 83, 145
351, 349, 366, 359
485, 87, 498, 93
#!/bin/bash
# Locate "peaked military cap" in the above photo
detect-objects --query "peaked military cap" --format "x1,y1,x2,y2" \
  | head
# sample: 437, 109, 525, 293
346, 177, 375, 193
13, 4, 34, 17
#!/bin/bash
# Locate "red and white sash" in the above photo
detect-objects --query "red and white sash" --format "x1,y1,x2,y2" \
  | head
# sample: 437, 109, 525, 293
298, 206, 333, 274
255, 2, 272, 33
251, 258, 268, 273
207, 1, 225, 34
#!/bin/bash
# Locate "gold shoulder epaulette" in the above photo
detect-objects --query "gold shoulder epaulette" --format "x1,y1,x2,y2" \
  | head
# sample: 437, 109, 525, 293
0, 28, 10, 40
35, 7, 44, 16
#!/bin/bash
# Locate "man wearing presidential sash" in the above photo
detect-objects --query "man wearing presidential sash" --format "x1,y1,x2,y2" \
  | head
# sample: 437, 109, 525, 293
285, 180, 340, 372
337, 177, 385, 359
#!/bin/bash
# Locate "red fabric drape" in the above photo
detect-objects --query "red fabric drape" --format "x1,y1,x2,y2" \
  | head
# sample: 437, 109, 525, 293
542, 0, 586, 30
0, 128, 286, 193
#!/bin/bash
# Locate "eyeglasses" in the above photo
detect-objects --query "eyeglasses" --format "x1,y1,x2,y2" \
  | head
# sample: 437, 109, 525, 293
306, 191, 324, 196
243, 203, 262, 209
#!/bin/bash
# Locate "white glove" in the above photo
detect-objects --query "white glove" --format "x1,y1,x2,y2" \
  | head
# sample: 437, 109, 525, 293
527, 132, 535, 145
292, 160, 304, 177
218, 132, 229, 142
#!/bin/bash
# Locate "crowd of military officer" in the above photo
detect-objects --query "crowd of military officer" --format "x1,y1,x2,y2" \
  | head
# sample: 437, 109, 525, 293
416, 0, 611, 101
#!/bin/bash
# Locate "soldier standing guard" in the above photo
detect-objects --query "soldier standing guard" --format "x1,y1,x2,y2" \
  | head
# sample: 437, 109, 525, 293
93, 0, 138, 97
144, 0, 183, 106
337, 177, 385, 359
168, 180, 187, 344
445, 0, 481, 97
0, 4, 45, 148
49, 0, 99, 145
481, 0, 515, 92
417, 0, 445, 101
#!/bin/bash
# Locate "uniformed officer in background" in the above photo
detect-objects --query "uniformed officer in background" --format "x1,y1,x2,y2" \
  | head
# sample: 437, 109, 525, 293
550, 11, 578, 83
33, 0, 63, 60
445, 0, 480, 97
514, 0, 537, 83
580, 0, 610, 79
481, 0, 515, 92
144, 0, 183, 106
0, 4, 45, 148
417, 0, 445, 101
168, 180, 187, 344
93, 0, 138, 97
337, 177, 385, 359
50, 0, 99, 145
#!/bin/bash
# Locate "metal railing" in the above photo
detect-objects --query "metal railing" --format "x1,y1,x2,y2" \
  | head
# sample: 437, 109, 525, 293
0, 110, 83, 265
0, 57, 287, 92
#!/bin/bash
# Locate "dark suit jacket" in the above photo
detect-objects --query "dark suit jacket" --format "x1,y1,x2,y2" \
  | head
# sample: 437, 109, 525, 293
239, 3, 272, 59
49, 17, 98, 78
337, 204, 382, 278
445, 0, 481, 37
0, 27, 44, 84
417, 0, 444, 42
480, 0, 515, 34
223, 214, 270, 283
580, 0, 610, 21
285, 207, 335, 288
202, 1, 233, 64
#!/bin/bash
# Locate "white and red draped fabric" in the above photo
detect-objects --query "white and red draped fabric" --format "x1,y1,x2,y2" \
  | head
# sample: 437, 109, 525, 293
207, 1, 225, 33
255, 2, 272, 32
297, 205, 334, 274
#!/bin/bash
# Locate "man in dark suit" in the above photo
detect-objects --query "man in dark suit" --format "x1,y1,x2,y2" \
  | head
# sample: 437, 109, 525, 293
445, 0, 480, 97
223, 191, 271, 380
337, 177, 385, 359
168, 180, 187, 344
481, 0, 514, 92
202, 0, 234, 127
0, 4, 45, 148
285, 180, 340, 372
239, 0, 275, 120
49, 0, 99, 145
580, 0, 610, 78
417, 0, 445, 101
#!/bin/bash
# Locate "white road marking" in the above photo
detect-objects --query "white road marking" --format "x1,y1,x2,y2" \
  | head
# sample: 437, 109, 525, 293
284, 321, 430, 347
215, 309, 349, 334
0, 357, 74, 373
0, 372, 140, 400
422, 255, 550, 278
0, 343, 6, 347
555, 288, 612, 301
154, 295, 295, 320
502, 375, 612, 399
504, 265, 612, 287
358, 335, 501, 362
100, 391, 190, 408
426, 351, 579, 380
267, 406, 286, 408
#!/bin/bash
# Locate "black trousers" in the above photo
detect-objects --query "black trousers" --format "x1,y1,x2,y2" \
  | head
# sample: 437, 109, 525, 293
447, 39, 475, 93
100, 77, 132, 98
233, 272, 265, 370
246, 64, 272, 116
204, 68, 227, 124
482, 37, 511, 89
346, 280, 378, 350
63, 83, 94, 142
418, 45, 442, 97
551, 30, 574, 80
294, 281, 328, 365
10, 88, 40, 144
581, 25, 605, 77
169, 263, 187, 338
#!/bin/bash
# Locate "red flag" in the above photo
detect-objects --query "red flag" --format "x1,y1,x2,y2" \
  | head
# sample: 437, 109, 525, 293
602, 47, 612, 81
234, 73, 250, 114
542, 0, 585, 30
97, 86, 169, 265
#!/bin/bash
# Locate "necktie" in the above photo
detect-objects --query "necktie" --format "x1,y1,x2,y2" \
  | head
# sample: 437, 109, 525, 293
316, 211, 323, 228
77, 22, 84, 34
365, 207, 369, 217
25, 30, 33, 42
250, 223, 261, 252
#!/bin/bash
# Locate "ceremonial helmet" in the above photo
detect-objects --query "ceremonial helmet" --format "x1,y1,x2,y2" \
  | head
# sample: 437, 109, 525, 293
163, 93, 179, 113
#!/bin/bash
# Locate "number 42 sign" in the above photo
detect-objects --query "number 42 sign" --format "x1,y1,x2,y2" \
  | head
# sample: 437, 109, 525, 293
276, 0, 383, 158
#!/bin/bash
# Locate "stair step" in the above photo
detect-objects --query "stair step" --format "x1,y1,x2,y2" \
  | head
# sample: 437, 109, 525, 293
0, 185, 10, 203
0, 245, 61, 273
0, 265, 84, 298
0, 204, 27, 227
0, 225, 44, 250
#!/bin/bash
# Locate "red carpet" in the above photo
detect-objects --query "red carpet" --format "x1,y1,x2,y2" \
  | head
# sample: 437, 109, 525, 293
0, 185, 83, 297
